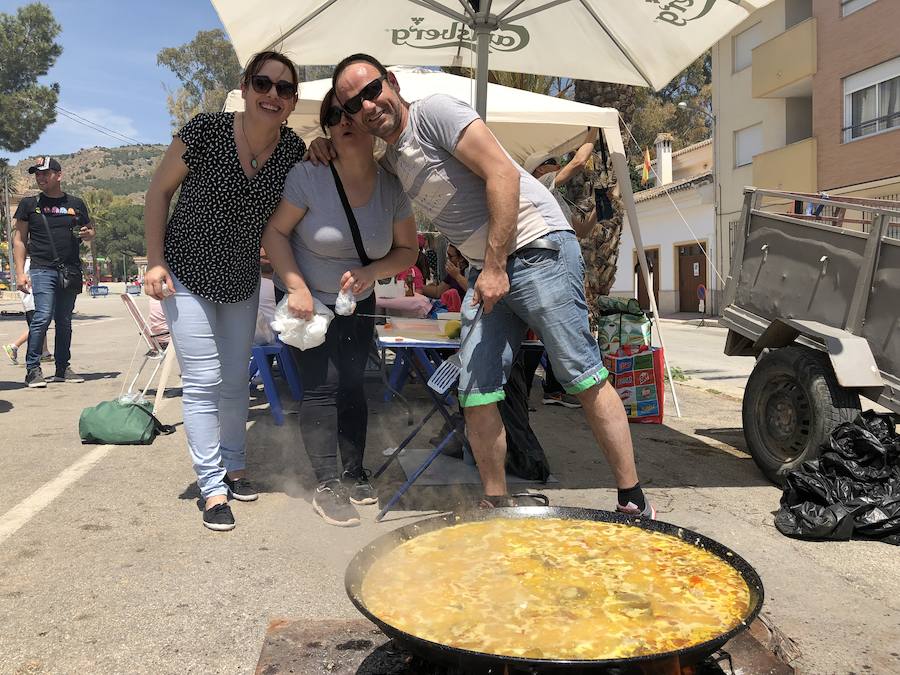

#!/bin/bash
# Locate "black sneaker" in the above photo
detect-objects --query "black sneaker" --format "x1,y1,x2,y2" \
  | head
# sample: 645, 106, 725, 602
342, 469, 378, 506
223, 474, 259, 502
313, 480, 360, 527
25, 368, 46, 389
202, 503, 235, 531
49, 367, 85, 383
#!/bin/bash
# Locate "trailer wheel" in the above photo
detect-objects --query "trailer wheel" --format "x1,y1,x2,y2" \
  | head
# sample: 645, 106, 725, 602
743, 345, 860, 486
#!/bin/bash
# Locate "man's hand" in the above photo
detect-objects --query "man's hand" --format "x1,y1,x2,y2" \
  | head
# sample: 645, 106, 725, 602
144, 263, 174, 300
340, 266, 376, 295
306, 137, 336, 165
472, 265, 509, 313
287, 286, 315, 320
16, 273, 31, 294
78, 224, 96, 242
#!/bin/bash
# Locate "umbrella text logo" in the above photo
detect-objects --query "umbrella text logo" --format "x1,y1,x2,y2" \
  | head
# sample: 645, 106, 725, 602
648, 0, 742, 27
390, 19, 529, 53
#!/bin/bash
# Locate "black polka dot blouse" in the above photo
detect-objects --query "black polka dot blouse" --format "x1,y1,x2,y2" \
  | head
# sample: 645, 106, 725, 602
164, 112, 306, 304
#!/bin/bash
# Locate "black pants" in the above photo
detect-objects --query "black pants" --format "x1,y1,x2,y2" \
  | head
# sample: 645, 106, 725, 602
520, 348, 564, 396
288, 293, 375, 484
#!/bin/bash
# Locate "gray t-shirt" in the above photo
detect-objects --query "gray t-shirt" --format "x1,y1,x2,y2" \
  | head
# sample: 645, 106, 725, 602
538, 171, 573, 224
382, 94, 572, 268
278, 162, 412, 304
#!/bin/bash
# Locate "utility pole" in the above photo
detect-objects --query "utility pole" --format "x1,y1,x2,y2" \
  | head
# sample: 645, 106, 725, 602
3, 171, 14, 288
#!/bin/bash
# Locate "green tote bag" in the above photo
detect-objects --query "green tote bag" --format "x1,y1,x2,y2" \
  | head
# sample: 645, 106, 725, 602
79, 398, 175, 445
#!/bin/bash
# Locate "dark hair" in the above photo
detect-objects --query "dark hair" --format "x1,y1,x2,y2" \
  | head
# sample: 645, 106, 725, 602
242, 50, 299, 88
332, 53, 388, 88
319, 88, 336, 133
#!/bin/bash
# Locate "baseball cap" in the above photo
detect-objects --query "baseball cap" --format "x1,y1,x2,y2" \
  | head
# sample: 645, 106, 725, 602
28, 156, 62, 173
538, 157, 559, 168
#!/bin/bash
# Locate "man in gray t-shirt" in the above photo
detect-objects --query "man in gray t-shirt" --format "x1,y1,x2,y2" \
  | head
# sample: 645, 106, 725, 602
313, 54, 652, 518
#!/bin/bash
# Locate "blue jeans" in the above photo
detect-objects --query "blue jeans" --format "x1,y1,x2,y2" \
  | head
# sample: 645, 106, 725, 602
26, 266, 79, 372
163, 274, 259, 500
457, 229, 608, 407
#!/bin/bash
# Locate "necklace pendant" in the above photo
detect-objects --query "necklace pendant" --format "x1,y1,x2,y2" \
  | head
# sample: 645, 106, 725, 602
250, 158, 258, 169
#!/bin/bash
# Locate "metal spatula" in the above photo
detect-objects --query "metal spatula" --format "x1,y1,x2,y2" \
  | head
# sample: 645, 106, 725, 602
427, 305, 483, 395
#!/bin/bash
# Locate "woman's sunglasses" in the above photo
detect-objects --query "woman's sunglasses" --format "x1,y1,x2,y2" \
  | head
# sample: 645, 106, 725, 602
340, 75, 387, 114
324, 106, 349, 128
249, 74, 297, 100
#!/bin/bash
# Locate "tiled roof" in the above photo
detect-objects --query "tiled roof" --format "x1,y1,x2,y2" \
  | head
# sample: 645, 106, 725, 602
672, 138, 712, 158
634, 171, 713, 203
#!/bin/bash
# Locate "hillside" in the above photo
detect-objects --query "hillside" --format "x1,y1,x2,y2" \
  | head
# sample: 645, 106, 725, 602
13, 144, 167, 203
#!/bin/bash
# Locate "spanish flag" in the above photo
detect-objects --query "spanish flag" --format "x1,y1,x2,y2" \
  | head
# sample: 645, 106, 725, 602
641, 147, 652, 186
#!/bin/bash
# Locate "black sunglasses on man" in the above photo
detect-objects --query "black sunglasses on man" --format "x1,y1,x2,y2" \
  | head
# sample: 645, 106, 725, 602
339, 75, 387, 115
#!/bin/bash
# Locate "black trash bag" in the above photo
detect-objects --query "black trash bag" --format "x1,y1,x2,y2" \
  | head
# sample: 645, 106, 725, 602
499, 355, 551, 482
775, 411, 900, 545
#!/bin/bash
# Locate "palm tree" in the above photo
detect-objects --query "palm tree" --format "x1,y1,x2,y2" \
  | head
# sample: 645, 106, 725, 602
81, 189, 114, 282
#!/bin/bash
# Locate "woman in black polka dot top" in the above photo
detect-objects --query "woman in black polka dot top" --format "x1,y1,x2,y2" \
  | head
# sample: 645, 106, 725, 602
143, 50, 306, 532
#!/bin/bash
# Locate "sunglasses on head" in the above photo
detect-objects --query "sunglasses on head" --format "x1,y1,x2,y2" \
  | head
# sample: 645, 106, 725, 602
324, 106, 349, 128
249, 74, 297, 100
340, 75, 387, 115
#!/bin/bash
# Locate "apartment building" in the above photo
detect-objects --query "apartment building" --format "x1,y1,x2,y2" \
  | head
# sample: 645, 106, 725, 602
712, 0, 900, 284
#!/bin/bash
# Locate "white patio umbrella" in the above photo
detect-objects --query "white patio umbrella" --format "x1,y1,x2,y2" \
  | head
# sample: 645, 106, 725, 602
212, 0, 774, 117
224, 66, 614, 172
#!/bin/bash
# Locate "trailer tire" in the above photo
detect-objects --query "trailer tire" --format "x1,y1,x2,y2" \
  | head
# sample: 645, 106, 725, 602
743, 345, 860, 486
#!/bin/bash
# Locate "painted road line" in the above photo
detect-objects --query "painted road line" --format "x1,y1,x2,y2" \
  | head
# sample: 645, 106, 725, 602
0, 397, 171, 546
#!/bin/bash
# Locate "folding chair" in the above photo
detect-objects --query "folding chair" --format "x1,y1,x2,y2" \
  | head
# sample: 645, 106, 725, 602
248, 340, 303, 426
120, 293, 173, 404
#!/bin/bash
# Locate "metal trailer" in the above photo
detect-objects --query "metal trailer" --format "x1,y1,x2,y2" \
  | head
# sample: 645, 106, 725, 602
721, 188, 900, 484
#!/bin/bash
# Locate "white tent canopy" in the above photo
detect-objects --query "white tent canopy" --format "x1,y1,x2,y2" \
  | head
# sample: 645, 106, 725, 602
224, 66, 618, 172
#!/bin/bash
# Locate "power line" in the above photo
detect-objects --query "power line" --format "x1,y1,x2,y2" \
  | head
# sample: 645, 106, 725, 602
55, 105, 144, 146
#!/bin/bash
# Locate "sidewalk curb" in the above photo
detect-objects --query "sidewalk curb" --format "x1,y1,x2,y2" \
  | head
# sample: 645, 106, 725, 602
658, 317, 720, 328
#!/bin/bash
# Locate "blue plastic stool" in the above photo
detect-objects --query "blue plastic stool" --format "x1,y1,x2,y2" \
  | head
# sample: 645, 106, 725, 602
248, 340, 303, 425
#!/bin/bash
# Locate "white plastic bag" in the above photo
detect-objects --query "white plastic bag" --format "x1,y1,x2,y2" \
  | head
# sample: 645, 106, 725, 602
334, 288, 357, 316
270, 296, 334, 350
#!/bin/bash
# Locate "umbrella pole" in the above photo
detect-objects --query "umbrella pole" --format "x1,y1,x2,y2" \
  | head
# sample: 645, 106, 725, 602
605, 130, 682, 418
474, 24, 491, 119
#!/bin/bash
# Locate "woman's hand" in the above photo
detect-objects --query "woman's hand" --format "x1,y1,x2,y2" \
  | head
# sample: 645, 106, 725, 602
306, 137, 336, 165
144, 263, 174, 300
340, 266, 377, 295
288, 286, 315, 320
446, 260, 462, 281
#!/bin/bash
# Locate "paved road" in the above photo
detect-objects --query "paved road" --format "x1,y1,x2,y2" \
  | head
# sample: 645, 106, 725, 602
0, 296, 897, 674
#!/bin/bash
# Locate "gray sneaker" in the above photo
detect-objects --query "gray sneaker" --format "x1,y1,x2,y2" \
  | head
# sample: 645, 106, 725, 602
25, 367, 46, 388
49, 367, 84, 383
312, 479, 360, 527
542, 391, 582, 408
342, 469, 378, 506
616, 501, 657, 520
3, 344, 17, 364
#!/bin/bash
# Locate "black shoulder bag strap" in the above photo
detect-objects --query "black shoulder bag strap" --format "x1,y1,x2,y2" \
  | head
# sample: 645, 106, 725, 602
38, 212, 63, 266
329, 162, 372, 266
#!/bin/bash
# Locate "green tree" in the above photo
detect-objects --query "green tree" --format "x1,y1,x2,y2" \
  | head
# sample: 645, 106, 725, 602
157, 29, 241, 130
82, 189, 115, 281
0, 3, 62, 153
93, 199, 145, 278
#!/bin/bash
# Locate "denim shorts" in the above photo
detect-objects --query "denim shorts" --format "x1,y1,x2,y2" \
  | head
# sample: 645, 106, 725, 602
457, 229, 608, 407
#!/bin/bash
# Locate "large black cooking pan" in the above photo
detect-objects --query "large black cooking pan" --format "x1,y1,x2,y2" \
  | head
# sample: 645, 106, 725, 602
346, 507, 764, 674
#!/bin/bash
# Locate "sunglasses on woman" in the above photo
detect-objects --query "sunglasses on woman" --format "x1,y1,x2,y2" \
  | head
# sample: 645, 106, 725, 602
340, 75, 387, 115
324, 106, 351, 128
249, 74, 297, 100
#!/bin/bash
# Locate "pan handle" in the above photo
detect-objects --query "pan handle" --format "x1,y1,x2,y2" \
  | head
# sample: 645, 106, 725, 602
510, 492, 549, 506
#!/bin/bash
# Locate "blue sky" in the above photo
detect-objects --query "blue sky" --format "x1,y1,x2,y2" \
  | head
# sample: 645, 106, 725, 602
2, 0, 226, 164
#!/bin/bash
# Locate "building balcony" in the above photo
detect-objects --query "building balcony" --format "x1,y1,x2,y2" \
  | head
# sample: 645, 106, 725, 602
752, 137, 817, 192
752, 18, 816, 98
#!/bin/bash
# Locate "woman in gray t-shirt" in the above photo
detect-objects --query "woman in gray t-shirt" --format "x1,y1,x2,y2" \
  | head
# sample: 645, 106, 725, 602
263, 89, 417, 527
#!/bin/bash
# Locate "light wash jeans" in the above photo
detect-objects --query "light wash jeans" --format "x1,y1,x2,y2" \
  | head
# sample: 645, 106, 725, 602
163, 274, 259, 500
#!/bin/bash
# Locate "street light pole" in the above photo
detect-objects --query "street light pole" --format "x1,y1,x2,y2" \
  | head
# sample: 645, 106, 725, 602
678, 101, 718, 313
